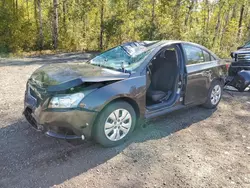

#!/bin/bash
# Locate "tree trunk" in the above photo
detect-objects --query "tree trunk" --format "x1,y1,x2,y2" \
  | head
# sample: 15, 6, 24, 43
173, 0, 181, 39
149, 0, 156, 40
52, 0, 59, 50
185, 0, 195, 26
238, 4, 245, 39
15, 0, 18, 13
26, 0, 30, 20
37, 0, 44, 50
133, 13, 136, 40
206, 0, 210, 32
99, 0, 104, 50
232, 3, 237, 19
220, 9, 230, 50
212, 2, 224, 46
248, 16, 250, 39
12, 0, 15, 13
84, 14, 88, 49
202, 0, 209, 44
63, 0, 67, 33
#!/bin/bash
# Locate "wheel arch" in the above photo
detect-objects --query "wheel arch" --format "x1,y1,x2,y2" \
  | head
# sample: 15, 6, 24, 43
91, 97, 141, 137
211, 77, 225, 86
206, 77, 224, 98
202, 77, 223, 109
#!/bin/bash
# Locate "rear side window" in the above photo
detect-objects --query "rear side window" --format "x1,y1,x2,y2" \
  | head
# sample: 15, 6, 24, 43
183, 44, 216, 65
211, 55, 216, 61
183, 44, 204, 65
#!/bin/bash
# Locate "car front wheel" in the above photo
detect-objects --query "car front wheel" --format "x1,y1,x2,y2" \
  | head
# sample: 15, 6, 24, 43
93, 101, 136, 147
203, 81, 222, 109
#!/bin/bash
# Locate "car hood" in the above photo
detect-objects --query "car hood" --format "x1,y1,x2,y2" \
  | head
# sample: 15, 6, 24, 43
233, 48, 250, 54
29, 62, 130, 91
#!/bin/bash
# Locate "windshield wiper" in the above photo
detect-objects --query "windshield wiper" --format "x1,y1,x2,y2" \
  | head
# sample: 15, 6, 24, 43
118, 62, 131, 74
101, 64, 131, 74
120, 45, 131, 56
100, 58, 108, 68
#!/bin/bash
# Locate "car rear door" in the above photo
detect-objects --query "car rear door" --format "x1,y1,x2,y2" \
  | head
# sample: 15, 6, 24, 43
182, 44, 217, 105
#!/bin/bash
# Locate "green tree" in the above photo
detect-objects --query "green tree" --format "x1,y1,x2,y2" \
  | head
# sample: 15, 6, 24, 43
0, 0, 250, 57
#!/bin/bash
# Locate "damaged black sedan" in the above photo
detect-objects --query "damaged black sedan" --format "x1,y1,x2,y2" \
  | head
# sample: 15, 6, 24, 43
24, 41, 227, 147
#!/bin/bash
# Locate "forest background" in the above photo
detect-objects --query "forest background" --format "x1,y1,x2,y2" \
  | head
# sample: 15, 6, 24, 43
0, 0, 249, 57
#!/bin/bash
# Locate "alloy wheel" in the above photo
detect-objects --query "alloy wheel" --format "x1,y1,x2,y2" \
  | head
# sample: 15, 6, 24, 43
104, 109, 132, 141
210, 85, 221, 105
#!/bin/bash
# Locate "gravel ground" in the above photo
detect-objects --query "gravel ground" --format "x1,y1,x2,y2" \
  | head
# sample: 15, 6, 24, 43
0, 54, 250, 188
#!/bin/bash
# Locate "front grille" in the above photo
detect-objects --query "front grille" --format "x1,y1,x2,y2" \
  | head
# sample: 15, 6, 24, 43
237, 53, 250, 61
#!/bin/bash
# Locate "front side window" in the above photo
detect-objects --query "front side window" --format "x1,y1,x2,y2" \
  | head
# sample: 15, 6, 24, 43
183, 44, 204, 65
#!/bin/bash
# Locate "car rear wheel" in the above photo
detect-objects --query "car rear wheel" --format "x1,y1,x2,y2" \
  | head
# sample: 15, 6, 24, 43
93, 101, 136, 147
203, 81, 222, 109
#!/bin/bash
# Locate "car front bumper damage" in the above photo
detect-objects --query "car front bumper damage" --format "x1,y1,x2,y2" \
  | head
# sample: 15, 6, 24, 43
23, 89, 98, 140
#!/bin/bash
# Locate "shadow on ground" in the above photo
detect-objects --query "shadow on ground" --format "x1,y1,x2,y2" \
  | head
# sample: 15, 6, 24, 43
0, 106, 215, 188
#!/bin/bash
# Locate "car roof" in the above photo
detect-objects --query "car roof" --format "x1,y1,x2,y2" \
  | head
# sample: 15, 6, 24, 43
120, 40, 219, 60
140, 40, 220, 59
142, 40, 205, 48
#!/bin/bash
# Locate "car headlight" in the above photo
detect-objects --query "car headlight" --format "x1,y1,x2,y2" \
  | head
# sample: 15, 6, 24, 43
48, 93, 85, 108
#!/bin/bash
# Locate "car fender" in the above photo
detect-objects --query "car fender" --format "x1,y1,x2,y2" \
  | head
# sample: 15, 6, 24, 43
81, 75, 147, 118
207, 61, 227, 87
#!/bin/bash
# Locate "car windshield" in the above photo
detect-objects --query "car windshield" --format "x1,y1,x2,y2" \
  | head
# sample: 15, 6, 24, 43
87, 42, 158, 72
243, 41, 250, 48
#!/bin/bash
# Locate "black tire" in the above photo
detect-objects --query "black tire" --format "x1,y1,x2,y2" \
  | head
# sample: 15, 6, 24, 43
202, 80, 223, 109
93, 101, 136, 147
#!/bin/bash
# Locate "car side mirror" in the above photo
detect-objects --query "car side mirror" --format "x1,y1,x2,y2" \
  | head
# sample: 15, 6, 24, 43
230, 52, 235, 58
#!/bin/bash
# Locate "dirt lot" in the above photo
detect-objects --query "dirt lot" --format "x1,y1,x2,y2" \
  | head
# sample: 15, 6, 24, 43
0, 54, 250, 188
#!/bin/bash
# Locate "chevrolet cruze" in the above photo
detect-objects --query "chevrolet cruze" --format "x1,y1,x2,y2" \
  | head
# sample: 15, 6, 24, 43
24, 41, 227, 147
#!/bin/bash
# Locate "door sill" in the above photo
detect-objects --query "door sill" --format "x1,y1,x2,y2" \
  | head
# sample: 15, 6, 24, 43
145, 93, 185, 119
146, 93, 180, 111
145, 104, 185, 119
